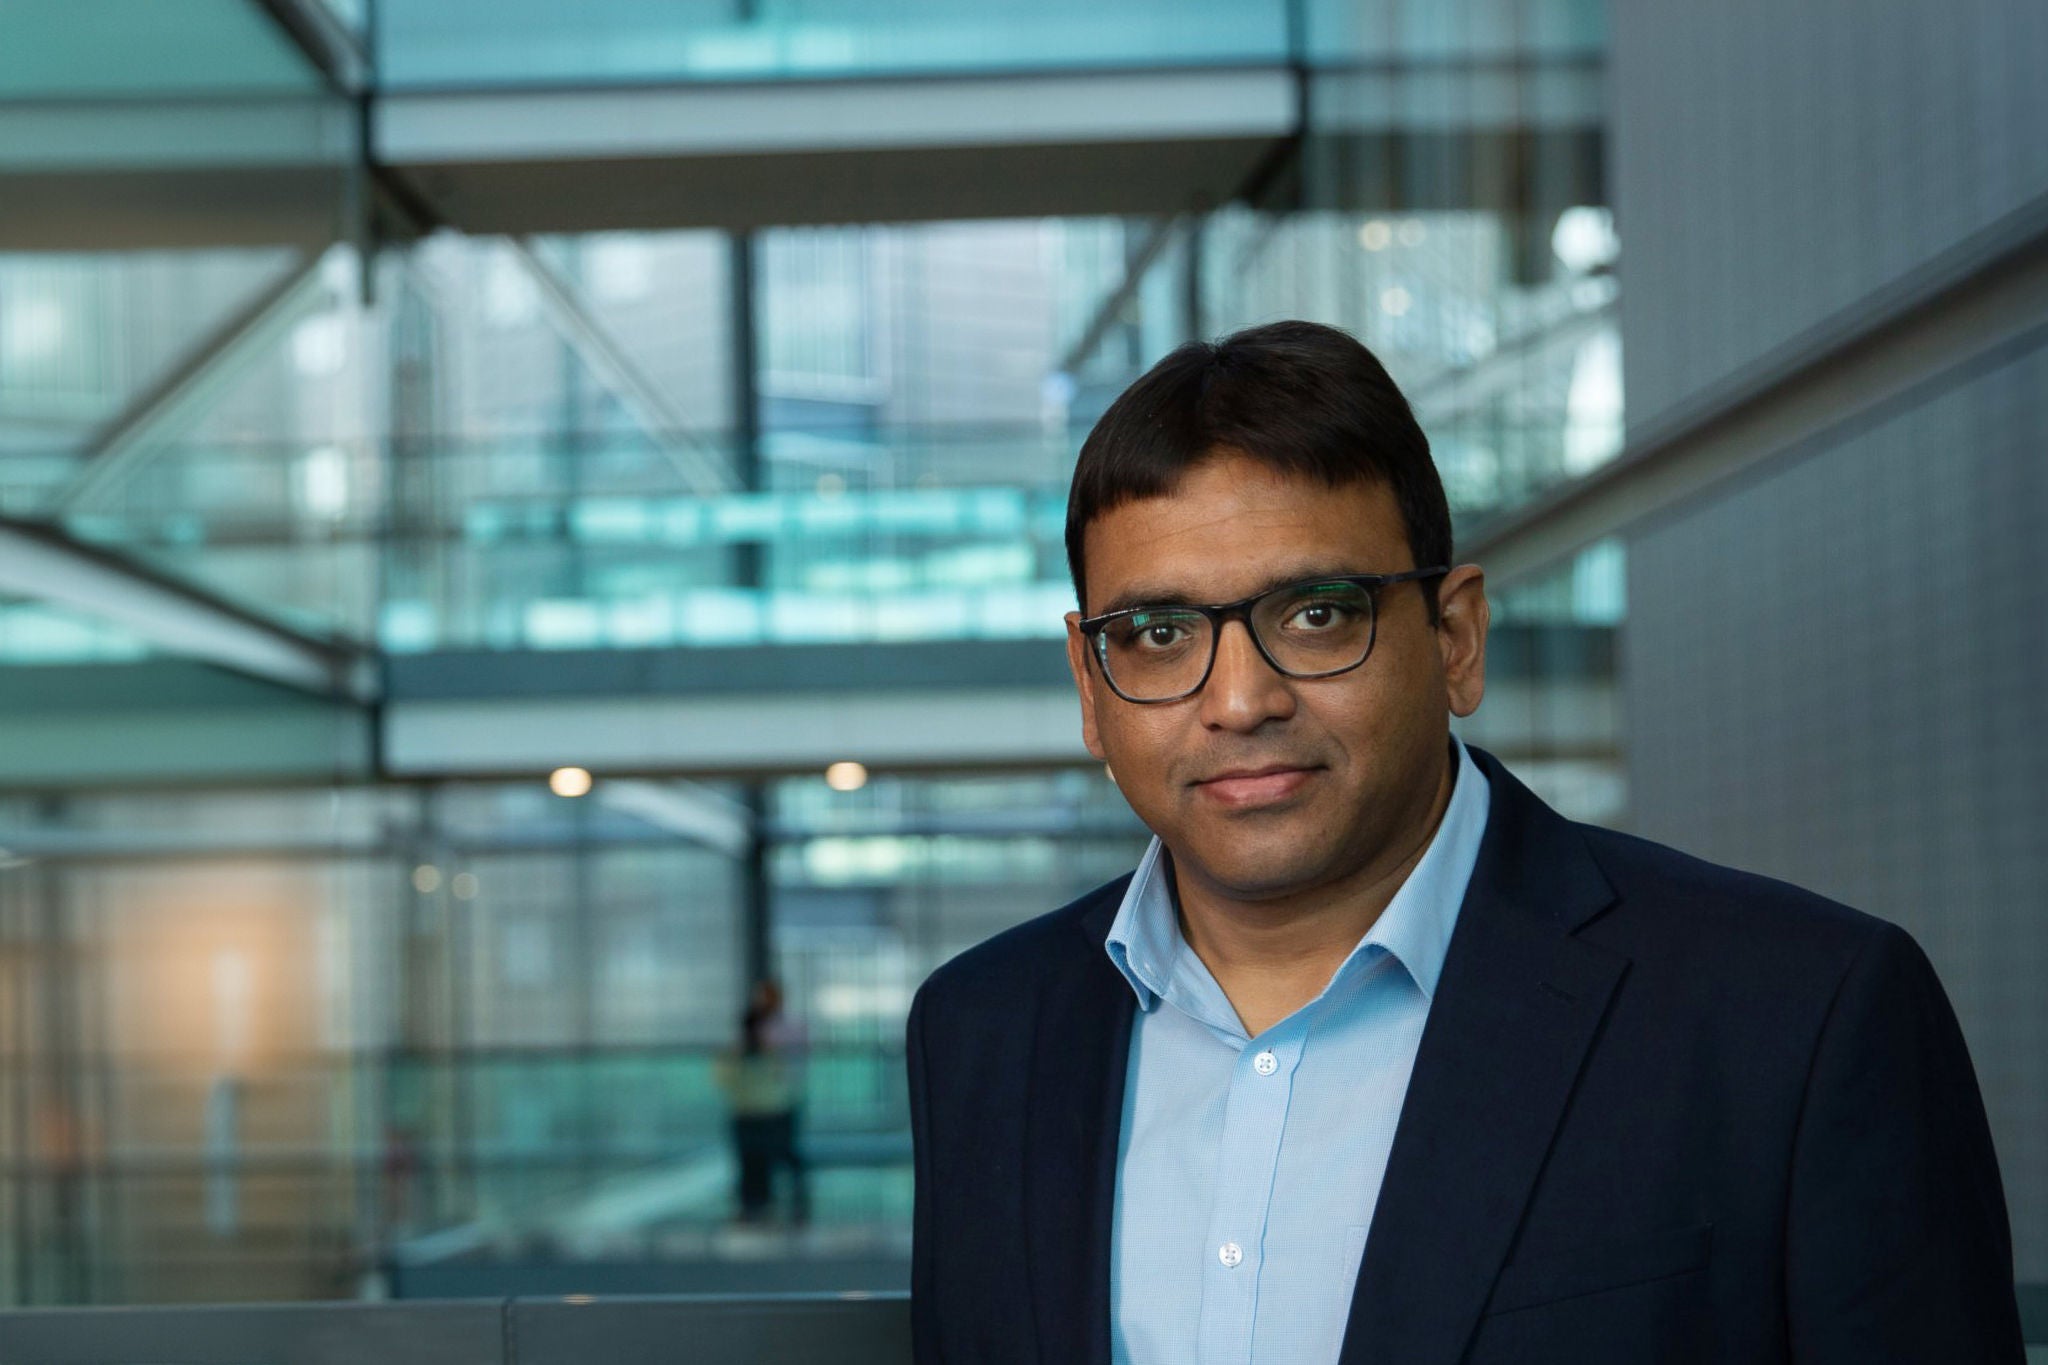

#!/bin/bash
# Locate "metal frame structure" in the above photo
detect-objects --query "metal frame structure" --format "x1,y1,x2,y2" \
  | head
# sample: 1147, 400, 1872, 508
249, 0, 371, 96
0, 519, 372, 700
52, 254, 330, 516
502, 238, 733, 496
1465, 188, 2048, 586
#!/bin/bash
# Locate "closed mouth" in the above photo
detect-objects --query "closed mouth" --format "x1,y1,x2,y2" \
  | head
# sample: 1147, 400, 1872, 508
1194, 763, 1318, 786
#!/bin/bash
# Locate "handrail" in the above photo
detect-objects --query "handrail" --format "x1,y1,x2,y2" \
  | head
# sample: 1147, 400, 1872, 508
0, 1294, 912, 1364
1, 1286, 2040, 1359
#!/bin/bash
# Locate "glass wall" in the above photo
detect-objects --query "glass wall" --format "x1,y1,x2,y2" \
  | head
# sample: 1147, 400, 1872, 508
375, 0, 1292, 87
0, 770, 1150, 1304
3, 197, 1620, 659
0, 0, 1623, 1308
1201, 206, 1623, 517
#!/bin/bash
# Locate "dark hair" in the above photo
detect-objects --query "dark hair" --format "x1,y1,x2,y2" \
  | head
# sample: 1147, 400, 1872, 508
740, 1001, 769, 1056
1064, 320, 1451, 620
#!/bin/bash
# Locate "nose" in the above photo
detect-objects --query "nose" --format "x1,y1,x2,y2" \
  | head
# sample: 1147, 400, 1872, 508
1197, 619, 1297, 733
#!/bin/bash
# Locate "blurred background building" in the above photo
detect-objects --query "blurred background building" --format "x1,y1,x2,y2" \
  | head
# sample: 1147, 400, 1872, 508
0, 0, 2038, 1322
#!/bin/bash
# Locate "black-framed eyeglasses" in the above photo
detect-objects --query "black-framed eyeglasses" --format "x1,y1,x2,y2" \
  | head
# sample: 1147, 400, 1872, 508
1075, 567, 1449, 704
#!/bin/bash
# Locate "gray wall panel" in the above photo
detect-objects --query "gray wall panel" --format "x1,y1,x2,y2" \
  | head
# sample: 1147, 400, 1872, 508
1624, 340, 2048, 1276
1612, 0, 2048, 428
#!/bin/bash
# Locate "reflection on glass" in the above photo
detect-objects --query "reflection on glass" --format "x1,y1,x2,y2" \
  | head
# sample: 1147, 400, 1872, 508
2, 212, 1621, 660
0, 770, 1144, 1304
0, 1, 325, 98
377, 0, 1291, 88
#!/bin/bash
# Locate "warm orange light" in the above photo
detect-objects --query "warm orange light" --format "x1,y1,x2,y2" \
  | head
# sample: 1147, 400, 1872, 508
825, 761, 869, 792
549, 766, 594, 798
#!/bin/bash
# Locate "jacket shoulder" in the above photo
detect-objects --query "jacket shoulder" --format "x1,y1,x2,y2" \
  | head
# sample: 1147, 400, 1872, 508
913, 872, 1131, 1016
1573, 821, 1900, 967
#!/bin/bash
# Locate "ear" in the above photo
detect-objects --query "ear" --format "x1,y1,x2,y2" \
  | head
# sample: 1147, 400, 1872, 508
1435, 564, 1489, 718
1064, 613, 1109, 761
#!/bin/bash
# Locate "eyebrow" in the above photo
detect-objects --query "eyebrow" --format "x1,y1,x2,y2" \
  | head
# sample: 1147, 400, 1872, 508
1093, 565, 1372, 617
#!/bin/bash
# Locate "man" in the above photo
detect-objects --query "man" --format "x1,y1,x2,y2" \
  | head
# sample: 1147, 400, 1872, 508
905, 321, 2023, 1363
715, 978, 810, 1224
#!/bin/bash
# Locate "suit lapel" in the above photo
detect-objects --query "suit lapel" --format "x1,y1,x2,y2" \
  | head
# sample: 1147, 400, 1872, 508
1023, 888, 1136, 1365
1339, 747, 1629, 1365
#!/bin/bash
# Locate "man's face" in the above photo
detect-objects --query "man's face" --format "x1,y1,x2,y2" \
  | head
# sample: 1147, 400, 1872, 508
1065, 452, 1488, 907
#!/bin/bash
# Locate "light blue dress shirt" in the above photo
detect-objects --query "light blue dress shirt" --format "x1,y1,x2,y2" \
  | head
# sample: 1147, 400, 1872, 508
1104, 737, 1492, 1365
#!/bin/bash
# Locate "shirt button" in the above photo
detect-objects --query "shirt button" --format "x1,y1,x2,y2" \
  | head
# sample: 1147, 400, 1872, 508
1219, 1241, 1244, 1268
1253, 1050, 1278, 1075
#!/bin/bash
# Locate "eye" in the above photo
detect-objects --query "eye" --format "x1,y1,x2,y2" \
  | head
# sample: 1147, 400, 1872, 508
1131, 616, 1191, 650
1281, 593, 1362, 631
1289, 602, 1340, 630
1111, 611, 1199, 653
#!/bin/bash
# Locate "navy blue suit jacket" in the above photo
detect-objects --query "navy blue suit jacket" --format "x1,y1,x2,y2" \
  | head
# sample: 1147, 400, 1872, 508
906, 745, 2023, 1363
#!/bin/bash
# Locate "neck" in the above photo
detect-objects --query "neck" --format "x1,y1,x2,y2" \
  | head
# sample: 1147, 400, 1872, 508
1173, 745, 1457, 1037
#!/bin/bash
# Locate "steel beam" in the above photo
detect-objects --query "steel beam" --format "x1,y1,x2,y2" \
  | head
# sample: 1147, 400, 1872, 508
504, 238, 733, 496
248, 0, 370, 95
0, 518, 373, 700
1054, 215, 1186, 379
375, 68, 1298, 234
383, 687, 1088, 778
380, 68, 1295, 166
52, 254, 329, 516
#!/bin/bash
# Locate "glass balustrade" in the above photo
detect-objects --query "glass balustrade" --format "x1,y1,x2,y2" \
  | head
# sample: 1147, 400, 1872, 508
375, 0, 1293, 88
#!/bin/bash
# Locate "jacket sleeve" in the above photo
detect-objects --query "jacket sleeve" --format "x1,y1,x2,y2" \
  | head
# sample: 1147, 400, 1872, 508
1783, 919, 2024, 1362
907, 983, 943, 1365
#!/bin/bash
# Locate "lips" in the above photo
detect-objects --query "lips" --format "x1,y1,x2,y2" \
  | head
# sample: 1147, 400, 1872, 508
1192, 764, 1320, 809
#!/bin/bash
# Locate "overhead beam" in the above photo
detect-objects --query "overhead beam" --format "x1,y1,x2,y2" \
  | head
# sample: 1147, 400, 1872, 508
1466, 189, 2048, 586
2, 56, 1601, 248
597, 779, 755, 859
248, 0, 371, 95
504, 238, 733, 496
380, 67, 1294, 165
1054, 214, 1187, 378
384, 687, 1088, 779
379, 624, 1616, 779
52, 254, 329, 516
374, 67, 1297, 233
0, 518, 373, 700
383, 683, 1620, 781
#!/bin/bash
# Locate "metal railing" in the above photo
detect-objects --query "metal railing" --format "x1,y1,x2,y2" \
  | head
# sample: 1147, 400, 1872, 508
0, 1294, 911, 1364
2, 1286, 2043, 1361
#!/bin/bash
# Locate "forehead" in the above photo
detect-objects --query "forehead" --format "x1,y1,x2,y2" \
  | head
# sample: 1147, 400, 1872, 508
1081, 455, 1408, 610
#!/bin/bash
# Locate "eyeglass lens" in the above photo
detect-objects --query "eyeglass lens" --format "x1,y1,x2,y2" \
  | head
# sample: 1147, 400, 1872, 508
1097, 581, 1377, 700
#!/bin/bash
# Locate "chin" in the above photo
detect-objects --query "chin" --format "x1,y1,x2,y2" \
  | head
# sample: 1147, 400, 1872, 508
1183, 843, 1335, 904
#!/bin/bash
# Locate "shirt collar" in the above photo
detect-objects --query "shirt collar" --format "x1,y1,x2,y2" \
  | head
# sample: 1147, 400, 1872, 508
1103, 837, 1180, 1011
1104, 734, 1492, 1011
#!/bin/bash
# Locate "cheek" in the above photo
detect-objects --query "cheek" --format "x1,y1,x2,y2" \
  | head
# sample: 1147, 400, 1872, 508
1093, 705, 1185, 789
1303, 676, 1431, 772
1352, 630, 1445, 722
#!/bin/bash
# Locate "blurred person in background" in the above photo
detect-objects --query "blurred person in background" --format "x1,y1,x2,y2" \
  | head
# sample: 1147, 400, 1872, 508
906, 321, 2022, 1364
715, 978, 810, 1225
